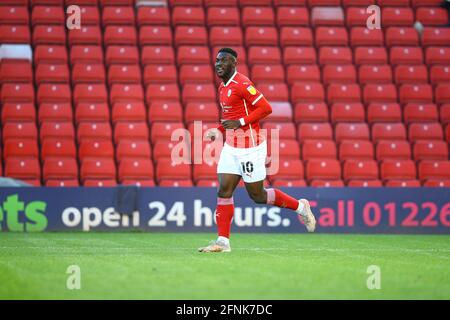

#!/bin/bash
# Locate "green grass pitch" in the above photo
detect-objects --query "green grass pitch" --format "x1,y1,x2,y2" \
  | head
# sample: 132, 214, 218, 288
0, 233, 449, 300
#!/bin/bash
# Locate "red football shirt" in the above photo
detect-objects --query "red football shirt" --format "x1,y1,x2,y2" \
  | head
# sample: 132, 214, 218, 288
218, 71, 271, 148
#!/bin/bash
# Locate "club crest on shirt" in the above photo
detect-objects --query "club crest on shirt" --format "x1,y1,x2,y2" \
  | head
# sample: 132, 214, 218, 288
246, 85, 257, 95
227, 89, 232, 97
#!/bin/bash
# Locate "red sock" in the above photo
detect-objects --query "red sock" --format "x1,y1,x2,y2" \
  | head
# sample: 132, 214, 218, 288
216, 197, 234, 238
265, 188, 299, 211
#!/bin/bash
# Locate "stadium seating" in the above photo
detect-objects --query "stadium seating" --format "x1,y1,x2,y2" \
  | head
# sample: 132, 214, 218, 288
0, 1, 448, 188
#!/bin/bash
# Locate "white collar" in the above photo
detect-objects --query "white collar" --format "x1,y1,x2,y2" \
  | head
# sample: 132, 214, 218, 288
223, 70, 238, 87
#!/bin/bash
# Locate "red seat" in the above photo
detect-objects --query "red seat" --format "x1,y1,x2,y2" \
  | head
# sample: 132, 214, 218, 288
435, 84, 450, 105
411, 0, 443, 7
80, 158, 117, 182
148, 101, 183, 122
315, 27, 348, 46
331, 103, 365, 123
143, 64, 177, 85
111, 102, 145, 123
68, 26, 102, 46
263, 122, 296, 139
102, 6, 135, 25
291, 83, 324, 103
247, 26, 279, 46
146, 83, 180, 104
40, 121, 75, 142
354, 47, 388, 65
70, 45, 103, 64
408, 123, 444, 142
75, 102, 109, 123
83, 179, 117, 187
394, 65, 428, 85
280, 27, 313, 47
386, 27, 419, 47
346, 7, 372, 27
258, 83, 290, 101
335, 123, 370, 143
184, 102, 219, 123
207, 7, 240, 26
347, 180, 383, 187
210, 26, 243, 46
264, 102, 293, 122
139, 26, 172, 46
0, 25, 30, 44
43, 158, 78, 181
306, 159, 341, 181
350, 27, 384, 47
430, 66, 450, 85
248, 47, 282, 65
41, 139, 77, 160
363, 84, 398, 104
252, 64, 285, 84
425, 47, 450, 66
31, 6, 64, 25
367, 103, 402, 124
179, 65, 213, 84
344, 159, 379, 181
77, 6, 100, 25
327, 84, 361, 104
71, 63, 105, 84
358, 65, 392, 84
242, 7, 275, 26
114, 122, 149, 143
413, 140, 448, 161
372, 123, 407, 142
0, 61, 33, 83
182, 84, 216, 104
195, 179, 219, 187
287, 65, 321, 85
403, 103, 438, 124
422, 28, 450, 47
302, 140, 337, 160
153, 140, 190, 163
381, 160, 417, 180
423, 179, 450, 187
156, 158, 192, 182
323, 65, 356, 84
310, 180, 345, 187
116, 140, 152, 163
73, 84, 107, 104
277, 7, 309, 27
0, 6, 29, 24
270, 159, 304, 180
77, 122, 112, 142
390, 47, 423, 65
104, 26, 137, 46
35, 45, 68, 64
108, 64, 141, 84
267, 138, 300, 159
318, 47, 353, 65
3, 122, 38, 142
270, 179, 307, 187
151, 122, 185, 142
79, 140, 114, 161
339, 140, 374, 160
3, 139, 39, 159
419, 160, 450, 181
35, 63, 70, 84
378, 0, 412, 6
193, 162, 217, 182
172, 6, 205, 26
298, 123, 333, 143
110, 84, 144, 104
46, 179, 80, 187
382, 7, 414, 26
441, 104, 450, 124
137, 6, 170, 26
2, 102, 36, 122
174, 26, 208, 47
399, 84, 433, 104
376, 140, 411, 160
5, 158, 41, 180
1, 83, 34, 103
283, 47, 317, 65
33, 25, 66, 45
160, 180, 193, 187
141, 46, 175, 65
118, 158, 154, 182
122, 180, 155, 187
294, 103, 329, 123
385, 180, 421, 187
37, 84, 71, 104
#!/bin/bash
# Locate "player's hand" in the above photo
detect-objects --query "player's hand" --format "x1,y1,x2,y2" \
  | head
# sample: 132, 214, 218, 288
221, 119, 241, 130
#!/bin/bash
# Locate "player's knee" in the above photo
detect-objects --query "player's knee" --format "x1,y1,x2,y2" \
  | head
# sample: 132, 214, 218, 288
217, 189, 234, 199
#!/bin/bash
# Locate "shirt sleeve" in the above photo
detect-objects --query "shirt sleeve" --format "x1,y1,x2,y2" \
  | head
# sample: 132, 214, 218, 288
239, 82, 272, 126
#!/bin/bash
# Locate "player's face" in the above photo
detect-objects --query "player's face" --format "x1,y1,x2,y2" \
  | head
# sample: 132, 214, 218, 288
215, 52, 236, 79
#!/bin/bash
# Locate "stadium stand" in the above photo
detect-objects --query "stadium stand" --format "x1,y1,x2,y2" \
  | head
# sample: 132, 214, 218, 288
0, 0, 448, 187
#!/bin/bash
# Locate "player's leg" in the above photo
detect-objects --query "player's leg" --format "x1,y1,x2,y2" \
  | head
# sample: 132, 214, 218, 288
244, 180, 316, 232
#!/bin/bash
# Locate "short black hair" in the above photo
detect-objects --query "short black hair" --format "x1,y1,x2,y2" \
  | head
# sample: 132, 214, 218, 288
218, 47, 237, 59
